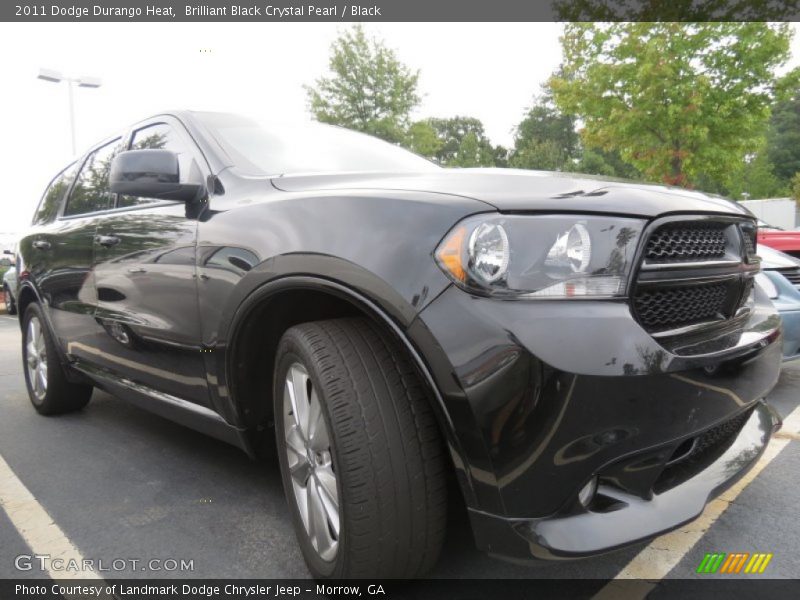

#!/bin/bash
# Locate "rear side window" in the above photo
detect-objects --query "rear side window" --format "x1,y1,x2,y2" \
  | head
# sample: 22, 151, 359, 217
64, 139, 121, 217
117, 123, 192, 208
32, 163, 77, 225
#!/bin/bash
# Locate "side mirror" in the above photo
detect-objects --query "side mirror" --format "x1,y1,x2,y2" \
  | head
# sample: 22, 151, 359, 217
109, 149, 204, 202
2, 250, 13, 255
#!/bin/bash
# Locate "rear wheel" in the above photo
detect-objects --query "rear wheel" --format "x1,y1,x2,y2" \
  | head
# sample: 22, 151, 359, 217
274, 317, 447, 578
3, 286, 15, 315
22, 304, 92, 415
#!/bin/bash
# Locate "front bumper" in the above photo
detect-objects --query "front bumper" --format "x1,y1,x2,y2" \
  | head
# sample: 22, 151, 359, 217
412, 283, 783, 560
467, 400, 780, 559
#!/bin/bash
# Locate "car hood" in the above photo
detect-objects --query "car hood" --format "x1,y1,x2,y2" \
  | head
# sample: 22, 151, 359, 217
271, 169, 751, 218
759, 244, 800, 270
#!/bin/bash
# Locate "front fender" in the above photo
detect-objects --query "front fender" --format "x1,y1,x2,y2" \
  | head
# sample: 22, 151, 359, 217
209, 252, 441, 347
195, 189, 493, 503
208, 272, 481, 507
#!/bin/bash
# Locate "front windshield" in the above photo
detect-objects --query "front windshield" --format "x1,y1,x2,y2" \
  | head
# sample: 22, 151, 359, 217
194, 112, 438, 176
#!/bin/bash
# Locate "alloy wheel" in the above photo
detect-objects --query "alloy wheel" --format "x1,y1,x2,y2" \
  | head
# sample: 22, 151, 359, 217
283, 363, 340, 561
26, 316, 48, 401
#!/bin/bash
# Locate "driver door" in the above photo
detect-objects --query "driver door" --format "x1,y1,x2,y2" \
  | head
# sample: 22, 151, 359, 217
90, 119, 210, 406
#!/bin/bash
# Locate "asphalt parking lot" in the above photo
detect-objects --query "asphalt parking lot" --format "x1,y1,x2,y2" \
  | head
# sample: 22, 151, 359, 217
0, 312, 799, 588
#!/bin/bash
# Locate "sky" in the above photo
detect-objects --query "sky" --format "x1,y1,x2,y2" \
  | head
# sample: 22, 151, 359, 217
1, 21, 799, 244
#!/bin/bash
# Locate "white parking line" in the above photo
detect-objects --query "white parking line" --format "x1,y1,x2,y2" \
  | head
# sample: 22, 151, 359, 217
777, 406, 800, 436
0, 452, 101, 581
594, 405, 800, 599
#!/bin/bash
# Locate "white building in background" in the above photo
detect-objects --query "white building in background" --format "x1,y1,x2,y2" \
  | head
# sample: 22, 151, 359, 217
739, 198, 798, 230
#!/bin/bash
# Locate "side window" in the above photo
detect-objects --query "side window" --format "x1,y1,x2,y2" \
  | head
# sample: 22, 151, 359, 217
32, 163, 78, 225
117, 123, 193, 208
64, 139, 121, 217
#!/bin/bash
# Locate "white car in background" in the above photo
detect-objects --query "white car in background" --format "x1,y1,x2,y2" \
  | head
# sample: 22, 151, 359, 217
2, 250, 17, 315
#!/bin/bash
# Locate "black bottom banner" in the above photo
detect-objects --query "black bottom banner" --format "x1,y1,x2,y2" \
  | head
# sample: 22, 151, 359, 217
3, 579, 800, 600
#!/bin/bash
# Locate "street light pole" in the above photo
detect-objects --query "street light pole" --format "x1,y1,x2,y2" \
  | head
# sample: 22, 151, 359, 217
37, 68, 102, 156
67, 79, 76, 155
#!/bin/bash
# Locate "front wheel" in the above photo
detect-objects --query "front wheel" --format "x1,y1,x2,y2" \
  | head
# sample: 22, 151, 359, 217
22, 304, 92, 415
274, 318, 447, 579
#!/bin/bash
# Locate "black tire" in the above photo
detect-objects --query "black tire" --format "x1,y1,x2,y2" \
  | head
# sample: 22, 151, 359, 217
273, 317, 447, 579
3, 286, 15, 315
22, 303, 92, 415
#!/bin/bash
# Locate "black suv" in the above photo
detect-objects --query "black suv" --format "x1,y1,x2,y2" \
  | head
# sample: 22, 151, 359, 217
15, 111, 783, 578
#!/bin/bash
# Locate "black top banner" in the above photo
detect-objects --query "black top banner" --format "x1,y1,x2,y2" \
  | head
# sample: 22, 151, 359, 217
3, 0, 800, 22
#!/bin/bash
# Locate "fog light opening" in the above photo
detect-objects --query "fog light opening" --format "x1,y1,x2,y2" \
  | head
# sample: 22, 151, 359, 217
666, 437, 697, 466
578, 477, 598, 508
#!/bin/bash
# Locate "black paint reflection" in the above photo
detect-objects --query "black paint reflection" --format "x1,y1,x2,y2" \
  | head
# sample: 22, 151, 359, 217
91, 204, 210, 405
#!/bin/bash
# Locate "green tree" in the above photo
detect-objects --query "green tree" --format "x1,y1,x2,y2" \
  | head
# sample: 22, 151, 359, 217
448, 132, 480, 167
551, 23, 793, 188
767, 69, 800, 182
511, 138, 566, 171
424, 116, 497, 166
510, 88, 639, 178
492, 145, 510, 168
511, 89, 579, 171
725, 150, 788, 200
305, 26, 420, 144
405, 121, 442, 159
791, 172, 800, 203
573, 148, 641, 180
553, 0, 799, 21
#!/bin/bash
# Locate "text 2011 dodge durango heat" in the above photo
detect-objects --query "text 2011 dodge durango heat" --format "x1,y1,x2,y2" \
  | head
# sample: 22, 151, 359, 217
14, 111, 783, 578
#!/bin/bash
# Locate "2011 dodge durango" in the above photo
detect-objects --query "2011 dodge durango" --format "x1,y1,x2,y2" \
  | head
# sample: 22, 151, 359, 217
14, 111, 784, 578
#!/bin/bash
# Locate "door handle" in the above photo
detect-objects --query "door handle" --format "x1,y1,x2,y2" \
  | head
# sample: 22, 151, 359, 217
95, 235, 120, 248
32, 240, 51, 250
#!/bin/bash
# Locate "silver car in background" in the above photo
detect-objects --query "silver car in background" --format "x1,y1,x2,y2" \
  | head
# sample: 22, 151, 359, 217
2, 249, 18, 315
756, 244, 800, 361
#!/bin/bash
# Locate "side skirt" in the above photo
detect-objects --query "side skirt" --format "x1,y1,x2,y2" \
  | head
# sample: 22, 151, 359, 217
71, 359, 253, 456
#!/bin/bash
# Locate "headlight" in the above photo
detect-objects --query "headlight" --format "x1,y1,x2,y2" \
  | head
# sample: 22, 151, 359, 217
544, 223, 592, 275
435, 214, 646, 298
468, 222, 510, 283
755, 272, 779, 300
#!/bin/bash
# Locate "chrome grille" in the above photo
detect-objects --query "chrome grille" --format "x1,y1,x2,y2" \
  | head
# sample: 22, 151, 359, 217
632, 217, 755, 336
634, 283, 728, 332
645, 223, 727, 263
776, 267, 800, 286
740, 225, 757, 258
